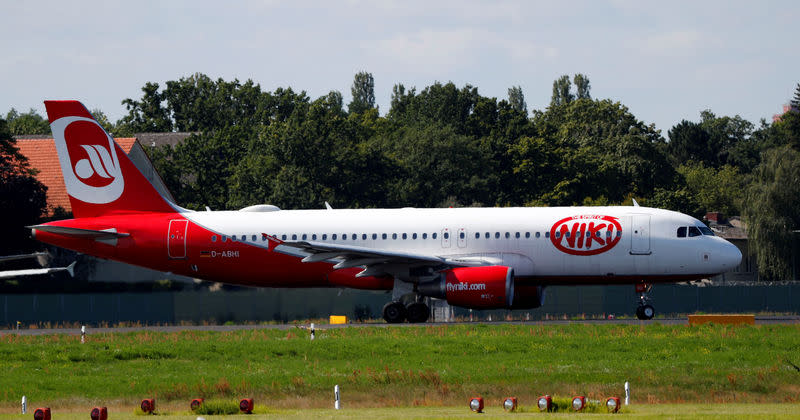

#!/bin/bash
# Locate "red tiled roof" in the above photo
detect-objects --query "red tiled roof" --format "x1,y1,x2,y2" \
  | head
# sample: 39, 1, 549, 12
15, 138, 136, 216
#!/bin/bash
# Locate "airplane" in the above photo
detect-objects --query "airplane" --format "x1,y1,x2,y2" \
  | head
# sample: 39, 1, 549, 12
28, 100, 742, 322
0, 261, 76, 280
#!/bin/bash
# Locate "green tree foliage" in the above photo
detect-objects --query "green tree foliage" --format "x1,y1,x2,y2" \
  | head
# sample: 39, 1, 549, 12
507, 86, 527, 114
743, 146, 800, 280
573, 73, 591, 99
348, 71, 376, 115
0, 117, 47, 253
792, 83, 800, 109
117, 82, 173, 135
677, 163, 744, 216
550, 75, 573, 107
5, 108, 50, 136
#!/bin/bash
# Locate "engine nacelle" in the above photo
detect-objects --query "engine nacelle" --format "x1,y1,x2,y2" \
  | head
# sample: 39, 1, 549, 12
418, 266, 547, 310
418, 266, 514, 309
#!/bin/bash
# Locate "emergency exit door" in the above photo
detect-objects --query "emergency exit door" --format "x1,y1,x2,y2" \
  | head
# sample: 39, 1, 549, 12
168, 219, 188, 259
630, 215, 651, 255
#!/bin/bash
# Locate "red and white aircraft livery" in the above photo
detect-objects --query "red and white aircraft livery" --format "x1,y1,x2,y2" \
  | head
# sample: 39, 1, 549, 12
30, 100, 742, 322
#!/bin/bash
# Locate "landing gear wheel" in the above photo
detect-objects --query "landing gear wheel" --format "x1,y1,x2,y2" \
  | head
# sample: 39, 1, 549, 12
406, 302, 430, 323
382, 301, 407, 324
636, 304, 655, 320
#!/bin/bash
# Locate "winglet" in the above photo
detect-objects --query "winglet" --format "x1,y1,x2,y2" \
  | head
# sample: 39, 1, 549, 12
632, 198, 640, 207
262, 233, 283, 252
325, 202, 333, 210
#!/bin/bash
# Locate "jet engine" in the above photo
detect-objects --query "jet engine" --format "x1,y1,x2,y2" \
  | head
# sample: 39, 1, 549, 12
417, 265, 545, 310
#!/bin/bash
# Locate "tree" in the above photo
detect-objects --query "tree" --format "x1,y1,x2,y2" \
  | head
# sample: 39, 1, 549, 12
0, 117, 47, 254
792, 83, 800, 109
550, 75, 573, 107
5, 108, 50, 136
348, 71, 376, 115
743, 146, 800, 281
117, 82, 172, 134
677, 163, 744, 216
507, 86, 527, 114
667, 120, 713, 165
573, 74, 591, 99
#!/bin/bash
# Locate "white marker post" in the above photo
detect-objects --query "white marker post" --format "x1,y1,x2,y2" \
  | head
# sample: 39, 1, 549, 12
334, 385, 340, 410
21, 396, 26, 414
624, 381, 630, 405
81, 325, 86, 344
310, 323, 315, 341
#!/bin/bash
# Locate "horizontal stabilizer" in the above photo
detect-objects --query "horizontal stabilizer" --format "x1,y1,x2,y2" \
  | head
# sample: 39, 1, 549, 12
28, 225, 129, 240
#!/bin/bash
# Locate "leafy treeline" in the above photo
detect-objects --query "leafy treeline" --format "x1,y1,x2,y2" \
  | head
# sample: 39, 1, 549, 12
2, 74, 800, 280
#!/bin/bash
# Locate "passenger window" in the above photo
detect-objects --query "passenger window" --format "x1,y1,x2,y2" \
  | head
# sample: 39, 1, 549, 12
505, 232, 510, 239
525, 232, 530, 238
232, 235, 237, 241
252, 235, 256, 241
433, 233, 437, 239
475, 232, 480, 239
372, 233, 377, 240
444, 232, 449, 239
515, 232, 520, 238
535, 232, 540, 238
616, 232, 621, 237
422, 233, 427, 239
485, 232, 490, 239
280, 234, 286, 240
302, 234, 307, 240
292, 234, 297, 240
382, 233, 388, 240
555, 232, 561, 238
495, 232, 500, 239
545, 232, 550, 238
222, 235, 227, 242
413, 233, 418, 239
677, 227, 687, 238
332, 234, 338, 240
352, 234, 357, 240
392, 233, 397, 240
688, 226, 702, 237
322, 234, 327, 240
211, 235, 217, 242
565, 232, 570, 238
362, 234, 367, 240
312, 234, 317, 240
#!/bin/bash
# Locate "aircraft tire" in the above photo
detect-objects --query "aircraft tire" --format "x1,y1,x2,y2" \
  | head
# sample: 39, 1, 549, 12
636, 305, 655, 320
405, 302, 430, 323
383, 301, 407, 324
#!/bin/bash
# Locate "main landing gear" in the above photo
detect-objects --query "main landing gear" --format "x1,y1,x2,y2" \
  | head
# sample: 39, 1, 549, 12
635, 283, 655, 320
382, 295, 431, 324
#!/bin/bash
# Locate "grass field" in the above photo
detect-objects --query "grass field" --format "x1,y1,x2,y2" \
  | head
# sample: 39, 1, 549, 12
1, 323, 799, 413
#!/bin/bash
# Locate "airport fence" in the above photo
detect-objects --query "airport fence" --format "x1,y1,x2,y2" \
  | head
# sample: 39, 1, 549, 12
1, 283, 798, 327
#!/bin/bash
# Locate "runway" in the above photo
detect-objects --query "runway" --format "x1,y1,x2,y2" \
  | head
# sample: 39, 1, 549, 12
2, 316, 798, 335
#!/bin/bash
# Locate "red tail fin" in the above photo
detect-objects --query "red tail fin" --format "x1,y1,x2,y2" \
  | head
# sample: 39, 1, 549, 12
44, 100, 175, 218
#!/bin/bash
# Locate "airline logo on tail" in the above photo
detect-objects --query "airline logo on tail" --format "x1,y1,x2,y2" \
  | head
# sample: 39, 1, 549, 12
50, 116, 124, 204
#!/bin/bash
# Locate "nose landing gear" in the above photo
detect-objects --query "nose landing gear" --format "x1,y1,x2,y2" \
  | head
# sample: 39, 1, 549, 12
635, 283, 655, 320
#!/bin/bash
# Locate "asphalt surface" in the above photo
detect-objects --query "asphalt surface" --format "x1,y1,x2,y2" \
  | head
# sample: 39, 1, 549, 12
2, 316, 798, 335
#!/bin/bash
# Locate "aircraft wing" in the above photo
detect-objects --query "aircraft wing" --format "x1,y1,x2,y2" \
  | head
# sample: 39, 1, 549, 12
0, 262, 76, 279
28, 225, 129, 240
264, 234, 486, 278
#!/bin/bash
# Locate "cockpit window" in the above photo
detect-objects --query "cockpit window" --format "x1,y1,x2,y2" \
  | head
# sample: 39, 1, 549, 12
699, 225, 714, 236
677, 227, 687, 238
688, 226, 702, 237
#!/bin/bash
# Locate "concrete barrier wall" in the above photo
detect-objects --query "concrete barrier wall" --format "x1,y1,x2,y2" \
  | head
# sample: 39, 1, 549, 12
1, 284, 798, 326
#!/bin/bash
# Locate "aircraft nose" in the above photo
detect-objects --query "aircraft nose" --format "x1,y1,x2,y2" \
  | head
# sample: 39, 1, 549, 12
718, 240, 742, 270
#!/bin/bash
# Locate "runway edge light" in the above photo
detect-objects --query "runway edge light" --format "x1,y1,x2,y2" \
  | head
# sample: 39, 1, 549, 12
537, 395, 552, 412
190, 398, 204, 411
572, 396, 586, 411
33, 407, 50, 420
239, 398, 254, 414
502, 397, 518, 412
606, 397, 621, 413
140, 399, 155, 414
90, 406, 108, 420
469, 397, 484, 413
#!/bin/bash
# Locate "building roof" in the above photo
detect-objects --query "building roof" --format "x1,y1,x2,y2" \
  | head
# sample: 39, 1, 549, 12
135, 132, 196, 148
15, 138, 136, 215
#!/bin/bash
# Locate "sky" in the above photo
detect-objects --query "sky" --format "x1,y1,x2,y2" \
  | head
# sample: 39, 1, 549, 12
2, 0, 798, 137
